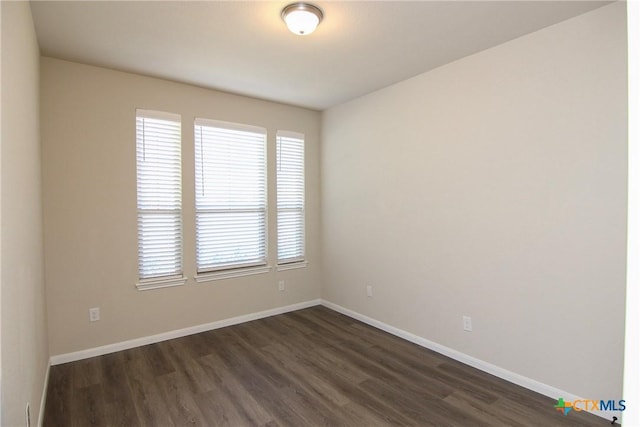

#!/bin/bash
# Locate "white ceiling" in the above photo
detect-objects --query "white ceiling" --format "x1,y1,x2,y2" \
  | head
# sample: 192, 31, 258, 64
30, 1, 609, 110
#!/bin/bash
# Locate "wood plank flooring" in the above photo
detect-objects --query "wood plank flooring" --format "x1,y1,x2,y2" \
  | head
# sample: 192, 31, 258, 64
43, 306, 610, 426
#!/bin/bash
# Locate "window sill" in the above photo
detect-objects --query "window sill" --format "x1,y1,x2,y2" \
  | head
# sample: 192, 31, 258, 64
136, 276, 188, 291
196, 265, 272, 283
277, 261, 308, 271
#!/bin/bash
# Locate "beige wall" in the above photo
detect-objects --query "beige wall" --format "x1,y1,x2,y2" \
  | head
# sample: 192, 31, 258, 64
322, 2, 627, 401
1, 2, 49, 425
41, 58, 322, 356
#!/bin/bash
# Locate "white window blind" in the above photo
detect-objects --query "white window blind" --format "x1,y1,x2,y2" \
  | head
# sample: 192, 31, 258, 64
277, 131, 305, 264
136, 109, 183, 282
194, 118, 267, 273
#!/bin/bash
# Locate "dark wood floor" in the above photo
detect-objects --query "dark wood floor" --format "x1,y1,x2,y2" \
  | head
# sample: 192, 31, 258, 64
44, 305, 608, 426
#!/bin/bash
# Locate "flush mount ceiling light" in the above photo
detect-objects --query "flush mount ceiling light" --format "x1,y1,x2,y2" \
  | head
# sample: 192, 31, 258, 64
281, 3, 323, 36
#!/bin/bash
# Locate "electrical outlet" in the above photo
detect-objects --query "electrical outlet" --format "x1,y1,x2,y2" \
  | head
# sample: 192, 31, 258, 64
89, 307, 100, 322
25, 402, 30, 427
463, 315, 472, 332
278, 280, 285, 292
366, 285, 373, 297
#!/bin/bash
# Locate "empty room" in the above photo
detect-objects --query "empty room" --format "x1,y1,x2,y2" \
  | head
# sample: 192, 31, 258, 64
2, 0, 638, 426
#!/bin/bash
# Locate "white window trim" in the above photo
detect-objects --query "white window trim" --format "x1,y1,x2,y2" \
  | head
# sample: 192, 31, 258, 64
276, 129, 305, 140
137, 109, 181, 123
277, 261, 308, 271
136, 275, 188, 291
195, 265, 272, 283
195, 117, 266, 135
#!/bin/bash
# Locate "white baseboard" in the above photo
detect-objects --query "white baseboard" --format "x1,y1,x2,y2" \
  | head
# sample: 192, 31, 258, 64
38, 360, 50, 427
50, 299, 321, 365
320, 299, 616, 423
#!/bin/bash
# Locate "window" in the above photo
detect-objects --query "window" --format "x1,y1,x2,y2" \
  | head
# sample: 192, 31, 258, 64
277, 131, 305, 266
194, 119, 268, 276
136, 109, 185, 289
